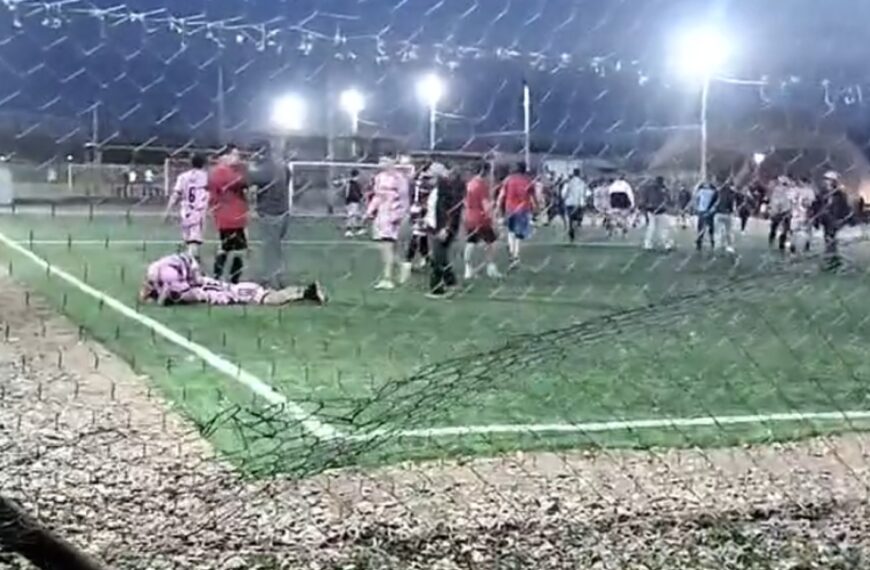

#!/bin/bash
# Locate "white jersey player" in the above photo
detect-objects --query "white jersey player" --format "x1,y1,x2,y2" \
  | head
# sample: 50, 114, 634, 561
165, 154, 209, 260
790, 178, 816, 254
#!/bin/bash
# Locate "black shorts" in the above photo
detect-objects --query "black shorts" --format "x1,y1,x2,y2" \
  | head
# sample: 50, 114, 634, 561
219, 228, 248, 252
466, 225, 498, 244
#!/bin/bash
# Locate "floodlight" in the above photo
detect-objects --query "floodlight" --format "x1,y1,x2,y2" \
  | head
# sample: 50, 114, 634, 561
270, 94, 305, 131
340, 88, 365, 116
673, 27, 731, 80
416, 73, 445, 108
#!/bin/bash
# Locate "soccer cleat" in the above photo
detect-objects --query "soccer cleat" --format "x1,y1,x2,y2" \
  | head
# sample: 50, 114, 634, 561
374, 279, 396, 290
344, 230, 354, 237
303, 281, 328, 304
413, 257, 428, 270
398, 262, 412, 284
486, 264, 503, 279
425, 290, 452, 300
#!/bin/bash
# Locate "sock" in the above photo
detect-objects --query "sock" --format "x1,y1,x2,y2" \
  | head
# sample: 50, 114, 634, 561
229, 255, 244, 284
380, 242, 394, 281
214, 252, 227, 279
463, 243, 475, 271
187, 243, 200, 262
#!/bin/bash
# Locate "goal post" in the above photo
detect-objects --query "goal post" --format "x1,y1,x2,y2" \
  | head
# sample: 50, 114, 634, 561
287, 161, 415, 216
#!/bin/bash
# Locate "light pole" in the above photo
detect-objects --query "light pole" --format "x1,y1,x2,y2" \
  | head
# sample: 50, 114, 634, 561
417, 73, 445, 151
673, 27, 730, 183
522, 80, 531, 168
340, 88, 365, 158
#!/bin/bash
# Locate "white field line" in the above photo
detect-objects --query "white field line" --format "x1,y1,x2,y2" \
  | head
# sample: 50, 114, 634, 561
0, 230, 343, 441
18, 238, 638, 249
348, 410, 870, 441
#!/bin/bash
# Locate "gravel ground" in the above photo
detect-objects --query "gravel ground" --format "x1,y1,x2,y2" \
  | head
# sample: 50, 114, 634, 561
1, 276, 870, 569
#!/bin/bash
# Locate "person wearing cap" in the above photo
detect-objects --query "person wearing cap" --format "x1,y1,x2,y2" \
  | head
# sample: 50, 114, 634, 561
816, 171, 851, 269
366, 156, 410, 290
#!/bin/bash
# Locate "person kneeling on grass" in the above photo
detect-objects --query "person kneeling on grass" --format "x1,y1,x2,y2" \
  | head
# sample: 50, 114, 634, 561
139, 253, 326, 306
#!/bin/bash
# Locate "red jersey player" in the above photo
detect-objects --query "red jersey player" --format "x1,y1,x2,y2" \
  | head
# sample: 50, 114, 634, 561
463, 161, 502, 280
497, 162, 536, 267
208, 145, 249, 284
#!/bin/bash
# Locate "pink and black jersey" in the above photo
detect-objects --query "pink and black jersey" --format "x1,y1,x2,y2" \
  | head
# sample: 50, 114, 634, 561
143, 253, 202, 302
172, 169, 209, 224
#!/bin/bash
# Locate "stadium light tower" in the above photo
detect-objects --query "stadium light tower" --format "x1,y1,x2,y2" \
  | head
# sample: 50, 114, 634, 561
673, 26, 731, 183
417, 73, 445, 151
340, 88, 366, 156
270, 94, 306, 132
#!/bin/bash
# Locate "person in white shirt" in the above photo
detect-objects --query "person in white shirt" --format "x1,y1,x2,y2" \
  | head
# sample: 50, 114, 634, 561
606, 175, 635, 237
768, 175, 794, 252
561, 169, 588, 242
790, 177, 817, 254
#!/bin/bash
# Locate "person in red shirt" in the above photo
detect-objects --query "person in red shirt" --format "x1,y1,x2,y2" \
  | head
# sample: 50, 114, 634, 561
208, 145, 249, 284
496, 161, 536, 267
463, 162, 502, 280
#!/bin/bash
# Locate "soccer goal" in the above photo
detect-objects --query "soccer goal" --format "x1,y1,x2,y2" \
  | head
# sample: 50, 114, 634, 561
287, 161, 415, 215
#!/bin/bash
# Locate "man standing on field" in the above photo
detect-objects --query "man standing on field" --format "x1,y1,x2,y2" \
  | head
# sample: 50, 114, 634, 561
164, 153, 209, 261
497, 162, 536, 267
463, 161, 501, 280
248, 140, 291, 289
209, 145, 249, 284
562, 168, 588, 242
640, 175, 672, 251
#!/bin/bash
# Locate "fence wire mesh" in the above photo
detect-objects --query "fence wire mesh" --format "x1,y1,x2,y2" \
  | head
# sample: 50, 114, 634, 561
3, 0, 870, 568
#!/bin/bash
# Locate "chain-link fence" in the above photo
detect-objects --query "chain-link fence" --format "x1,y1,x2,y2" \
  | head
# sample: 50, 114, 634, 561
3, 1, 870, 568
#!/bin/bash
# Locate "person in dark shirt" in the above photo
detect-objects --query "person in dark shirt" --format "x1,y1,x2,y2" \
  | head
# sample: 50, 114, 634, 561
344, 169, 364, 237
426, 163, 464, 298
737, 184, 756, 233
640, 176, 672, 250
713, 178, 737, 254
677, 184, 692, 229
249, 140, 291, 289
816, 171, 851, 270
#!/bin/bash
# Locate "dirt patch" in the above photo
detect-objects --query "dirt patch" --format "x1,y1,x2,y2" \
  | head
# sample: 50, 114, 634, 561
1, 276, 869, 569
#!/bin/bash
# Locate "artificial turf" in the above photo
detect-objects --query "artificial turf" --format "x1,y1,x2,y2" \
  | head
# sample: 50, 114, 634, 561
2, 211, 870, 476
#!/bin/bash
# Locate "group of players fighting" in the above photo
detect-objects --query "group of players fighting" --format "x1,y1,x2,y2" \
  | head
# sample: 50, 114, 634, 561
143, 146, 856, 308
141, 145, 326, 308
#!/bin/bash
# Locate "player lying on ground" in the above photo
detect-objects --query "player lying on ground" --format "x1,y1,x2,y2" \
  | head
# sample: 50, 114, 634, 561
139, 253, 326, 306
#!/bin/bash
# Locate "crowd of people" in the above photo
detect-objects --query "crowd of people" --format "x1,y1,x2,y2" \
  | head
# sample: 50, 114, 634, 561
530, 168, 856, 268
148, 147, 861, 308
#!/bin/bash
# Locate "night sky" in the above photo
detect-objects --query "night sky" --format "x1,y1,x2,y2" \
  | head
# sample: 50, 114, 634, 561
1, 0, 869, 153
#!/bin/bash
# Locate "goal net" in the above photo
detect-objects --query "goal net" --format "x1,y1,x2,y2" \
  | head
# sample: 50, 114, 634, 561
288, 161, 415, 215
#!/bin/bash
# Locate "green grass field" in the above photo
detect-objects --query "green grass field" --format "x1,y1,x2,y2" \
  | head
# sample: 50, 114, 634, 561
3, 211, 870, 476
